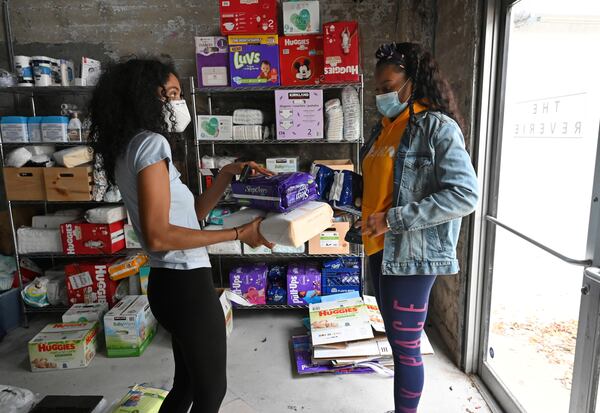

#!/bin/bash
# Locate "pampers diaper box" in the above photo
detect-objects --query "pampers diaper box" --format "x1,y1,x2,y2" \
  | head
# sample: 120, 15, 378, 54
283, 1, 320, 35
229, 35, 280, 87
275, 89, 323, 140
279, 35, 324, 86
104, 295, 157, 358
197, 115, 233, 140
28, 322, 99, 372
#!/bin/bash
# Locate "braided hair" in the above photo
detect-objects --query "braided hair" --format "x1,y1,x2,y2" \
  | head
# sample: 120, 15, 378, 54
375, 42, 464, 134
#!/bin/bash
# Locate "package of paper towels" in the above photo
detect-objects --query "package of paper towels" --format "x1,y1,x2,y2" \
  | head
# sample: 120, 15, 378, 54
231, 172, 318, 213
260, 201, 334, 247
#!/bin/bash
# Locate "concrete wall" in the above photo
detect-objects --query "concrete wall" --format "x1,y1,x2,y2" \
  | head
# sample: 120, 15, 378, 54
0, 0, 481, 366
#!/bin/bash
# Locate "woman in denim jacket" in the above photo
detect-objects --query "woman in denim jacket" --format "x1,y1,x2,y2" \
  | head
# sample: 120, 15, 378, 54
361, 43, 479, 413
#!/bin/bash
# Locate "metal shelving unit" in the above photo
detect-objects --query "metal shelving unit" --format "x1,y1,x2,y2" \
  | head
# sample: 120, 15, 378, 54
190, 75, 366, 302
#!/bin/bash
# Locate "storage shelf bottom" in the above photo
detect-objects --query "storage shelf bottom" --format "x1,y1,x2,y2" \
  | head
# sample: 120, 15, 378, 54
235, 304, 307, 310
25, 306, 70, 314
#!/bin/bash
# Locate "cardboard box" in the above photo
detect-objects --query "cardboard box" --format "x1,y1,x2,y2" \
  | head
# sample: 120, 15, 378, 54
43, 166, 93, 202
275, 89, 323, 140
283, 1, 320, 35
65, 261, 121, 308
195, 36, 229, 88
197, 115, 233, 140
28, 322, 99, 371
60, 221, 126, 255
219, 0, 278, 35
308, 221, 350, 254
287, 263, 321, 306
62, 303, 108, 326
3, 167, 46, 201
229, 35, 280, 87
312, 159, 354, 171
124, 224, 142, 249
218, 289, 233, 338
266, 157, 299, 173
104, 295, 158, 358
229, 264, 268, 305
309, 297, 373, 346
323, 21, 360, 83
279, 35, 324, 86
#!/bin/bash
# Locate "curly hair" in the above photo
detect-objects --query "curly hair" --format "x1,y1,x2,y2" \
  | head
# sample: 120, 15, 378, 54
375, 42, 464, 131
88, 58, 178, 183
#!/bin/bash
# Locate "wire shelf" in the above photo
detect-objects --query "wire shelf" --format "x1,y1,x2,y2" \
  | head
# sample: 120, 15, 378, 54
210, 252, 363, 259
19, 249, 142, 259
1, 141, 89, 147
196, 138, 363, 145
192, 81, 362, 94
235, 304, 308, 310
25, 305, 70, 314
0, 86, 95, 95
10, 200, 123, 205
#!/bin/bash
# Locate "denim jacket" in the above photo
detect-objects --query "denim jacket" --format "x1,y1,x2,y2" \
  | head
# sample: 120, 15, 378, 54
363, 111, 479, 276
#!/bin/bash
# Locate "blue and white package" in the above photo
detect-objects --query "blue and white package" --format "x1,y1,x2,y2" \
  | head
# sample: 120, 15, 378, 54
268, 265, 287, 287
310, 163, 335, 201
267, 285, 287, 305
329, 170, 363, 212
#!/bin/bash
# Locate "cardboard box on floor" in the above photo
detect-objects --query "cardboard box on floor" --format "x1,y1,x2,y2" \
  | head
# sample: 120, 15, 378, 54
312, 159, 354, 171
216, 289, 253, 338
104, 295, 157, 357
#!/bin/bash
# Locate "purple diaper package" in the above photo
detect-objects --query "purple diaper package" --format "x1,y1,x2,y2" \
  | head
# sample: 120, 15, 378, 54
195, 36, 229, 87
229, 263, 268, 305
287, 262, 322, 306
231, 172, 318, 212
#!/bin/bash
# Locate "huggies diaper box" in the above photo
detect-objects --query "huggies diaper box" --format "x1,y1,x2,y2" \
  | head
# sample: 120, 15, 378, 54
229, 35, 280, 87
220, 0, 278, 35
279, 35, 324, 86
195, 36, 229, 88
323, 21, 360, 83
275, 89, 323, 140
104, 295, 157, 357
28, 322, 99, 372
65, 261, 121, 308
60, 221, 126, 255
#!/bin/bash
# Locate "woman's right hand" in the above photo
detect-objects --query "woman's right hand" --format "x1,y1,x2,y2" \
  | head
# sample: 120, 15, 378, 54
237, 218, 274, 249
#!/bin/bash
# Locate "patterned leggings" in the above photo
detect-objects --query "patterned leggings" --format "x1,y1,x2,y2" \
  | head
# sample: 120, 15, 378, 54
369, 252, 437, 413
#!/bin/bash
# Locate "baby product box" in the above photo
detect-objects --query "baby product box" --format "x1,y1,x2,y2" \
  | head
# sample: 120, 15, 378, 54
283, 1, 320, 35
124, 224, 142, 249
220, 0, 278, 35
60, 221, 126, 255
275, 89, 323, 140
279, 35, 324, 86
229, 264, 268, 305
104, 295, 158, 358
287, 263, 322, 306
65, 261, 121, 308
266, 157, 299, 173
197, 115, 233, 140
308, 221, 350, 254
323, 21, 360, 83
195, 36, 229, 88
62, 303, 108, 325
28, 322, 99, 372
229, 35, 280, 87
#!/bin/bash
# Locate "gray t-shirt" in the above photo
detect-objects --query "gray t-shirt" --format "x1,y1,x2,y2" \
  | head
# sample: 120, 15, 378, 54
115, 130, 211, 269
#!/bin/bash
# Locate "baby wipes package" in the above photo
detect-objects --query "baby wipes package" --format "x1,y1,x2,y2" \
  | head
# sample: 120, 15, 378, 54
62, 303, 108, 325
104, 295, 157, 357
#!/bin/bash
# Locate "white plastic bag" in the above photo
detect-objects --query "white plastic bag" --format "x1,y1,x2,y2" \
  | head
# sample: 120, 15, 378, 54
342, 86, 361, 142
0, 385, 36, 413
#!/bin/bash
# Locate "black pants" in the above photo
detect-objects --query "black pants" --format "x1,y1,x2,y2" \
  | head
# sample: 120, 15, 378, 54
148, 267, 227, 413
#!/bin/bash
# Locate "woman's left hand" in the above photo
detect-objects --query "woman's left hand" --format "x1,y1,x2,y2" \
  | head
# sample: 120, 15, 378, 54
363, 212, 389, 237
221, 161, 274, 178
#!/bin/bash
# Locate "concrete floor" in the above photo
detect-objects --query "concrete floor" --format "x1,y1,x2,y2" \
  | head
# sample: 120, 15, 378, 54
1, 311, 490, 413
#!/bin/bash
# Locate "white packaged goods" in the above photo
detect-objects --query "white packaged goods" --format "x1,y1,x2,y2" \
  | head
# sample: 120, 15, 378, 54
232, 109, 265, 125
0, 385, 36, 413
204, 225, 242, 255
201, 155, 238, 169
243, 244, 272, 254
53, 146, 94, 168
232, 125, 263, 140
342, 86, 361, 142
104, 295, 157, 357
45, 269, 68, 307
5, 147, 32, 167
260, 201, 334, 247
272, 243, 306, 254
62, 303, 108, 325
28, 117, 43, 142
27, 145, 55, 156
81, 57, 101, 86
309, 297, 373, 346
222, 208, 267, 229
124, 224, 142, 249
266, 157, 299, 173
17, 228, 62, 254
85, 206, 127, 224
1, 117, 29, 143
28, 322, 99, 371
325, 98, 344, 141
32, 215, 78, 229
41, 116, 69, 142
197, 115, 233, 140
363, 295, 386, 333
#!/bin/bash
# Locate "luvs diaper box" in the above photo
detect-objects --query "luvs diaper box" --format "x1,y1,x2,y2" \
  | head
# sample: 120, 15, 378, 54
104, 295, 157, 357
229, 35, 280, 87
279, 35, 324, 86
28, 322, 99, 372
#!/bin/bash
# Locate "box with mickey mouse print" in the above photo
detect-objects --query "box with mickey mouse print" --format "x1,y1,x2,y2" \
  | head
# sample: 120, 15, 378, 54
279, 34, 324, 86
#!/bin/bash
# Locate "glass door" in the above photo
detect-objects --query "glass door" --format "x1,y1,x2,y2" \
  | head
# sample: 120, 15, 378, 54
478, 0, 600, 412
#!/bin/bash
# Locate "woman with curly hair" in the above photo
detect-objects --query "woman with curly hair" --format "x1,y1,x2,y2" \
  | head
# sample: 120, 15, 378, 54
360, 43, 479, 412
89, 58, 272, 413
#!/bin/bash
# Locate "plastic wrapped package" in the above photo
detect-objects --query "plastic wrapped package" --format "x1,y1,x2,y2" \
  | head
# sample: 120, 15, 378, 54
112, 385, 168, 413
204, 225, 242, 255
5, 147, 32, 168
103, 185, 122, 202
201, 155, 238, 169
0, 384, 36, 413
232, 125, 263, 140
17, 228, 62, 254
45, 268, 69, 307
342, 86, 361, 142
52, 146, 94, 167
233, 109, 265, 125
27, 154, 54, 167
222, 208, 267, 229
92, 154, 108, 202
325, 99, 344, 141
21, 277, 52, 307
85, 205, 127, 224
108, 253, 149, 281
310, 163, 335, 201
231, 172, 318, 212
27, 145, 55, 156
329, 170, 363, 212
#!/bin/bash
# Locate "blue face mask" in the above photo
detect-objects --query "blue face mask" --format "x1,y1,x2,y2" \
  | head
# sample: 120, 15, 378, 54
375, 79, 410, 118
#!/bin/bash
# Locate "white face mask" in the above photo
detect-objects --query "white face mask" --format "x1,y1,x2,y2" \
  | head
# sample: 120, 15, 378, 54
164, 99, 191, 133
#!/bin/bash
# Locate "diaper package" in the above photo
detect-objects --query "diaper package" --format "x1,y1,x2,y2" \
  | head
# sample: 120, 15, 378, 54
287, 263, 322, 306
222, 208, 267, 229
329, 170, 363, 213
325, 98, 344, 141
204, 225, 242, 255
53, 146, 94, 168
342, 86, 361, 142
197, 115, 233, 140
231, 172, 318, 212
229, 263, 268, 305
232, 125, 263, 140
85, 205, 127, 224
17, 228, 62, 254
310, 163, 335, 201
233, 109, 265, 125
208, 207, 236, 226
